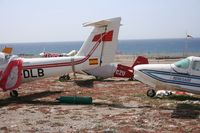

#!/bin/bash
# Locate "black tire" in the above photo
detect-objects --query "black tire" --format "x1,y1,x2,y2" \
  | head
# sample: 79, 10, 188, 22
64, 75, 70, 80
10, 90, 18, 98
147, 89, 156, 97
128, 76, 134, 81
95, 76, 104, 80
59, 74, 70, 82
59, 76, 65, 82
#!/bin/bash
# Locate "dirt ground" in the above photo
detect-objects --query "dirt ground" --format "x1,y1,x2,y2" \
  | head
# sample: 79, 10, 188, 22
0, 56, 200, 133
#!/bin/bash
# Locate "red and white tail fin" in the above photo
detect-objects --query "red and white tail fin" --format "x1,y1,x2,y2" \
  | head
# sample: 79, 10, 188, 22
131, 56, 148, 68
76, 17, 121, 66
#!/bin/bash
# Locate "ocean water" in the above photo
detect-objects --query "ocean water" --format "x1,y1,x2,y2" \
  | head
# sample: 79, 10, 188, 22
0, 38, 200, 56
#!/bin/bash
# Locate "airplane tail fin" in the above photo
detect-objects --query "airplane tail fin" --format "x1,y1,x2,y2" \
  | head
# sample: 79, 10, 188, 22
131, 56, 149, 68
76, 17, 121, 66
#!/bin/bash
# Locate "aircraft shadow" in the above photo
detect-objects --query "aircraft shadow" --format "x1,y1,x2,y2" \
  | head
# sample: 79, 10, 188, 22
155, 95, 200, 119
74, 78, 133, 88
0, 91, 62, 108
167, 95, 200, 101
74, 80, 94, 88
0, 90, 152, 110
171, 103, 200, 119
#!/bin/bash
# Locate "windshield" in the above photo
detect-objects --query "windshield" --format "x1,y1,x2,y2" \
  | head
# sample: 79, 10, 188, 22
174, 58, 190, 69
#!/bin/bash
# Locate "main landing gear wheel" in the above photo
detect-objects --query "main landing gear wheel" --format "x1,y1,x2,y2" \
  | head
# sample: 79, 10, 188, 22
95, 76, 104, 80
10, 90, 18, 98
128, 76, 134, 81
147, 89, 156, 97
59, 74, 70, 82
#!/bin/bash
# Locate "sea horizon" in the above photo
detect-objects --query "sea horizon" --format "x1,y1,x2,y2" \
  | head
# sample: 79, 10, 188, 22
1, 38, 200, 57
1, 37, 200, 45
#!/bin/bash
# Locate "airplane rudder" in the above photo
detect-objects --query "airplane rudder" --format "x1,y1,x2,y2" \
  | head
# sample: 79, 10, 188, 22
131, 56, 149, 68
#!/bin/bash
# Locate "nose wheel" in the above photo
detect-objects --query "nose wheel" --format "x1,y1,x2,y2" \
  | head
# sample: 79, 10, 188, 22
10, 90, 18, 98
147, 89, 156, 97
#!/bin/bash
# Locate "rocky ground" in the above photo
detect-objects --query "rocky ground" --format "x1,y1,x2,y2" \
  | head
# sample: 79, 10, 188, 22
0, 56, 200, 133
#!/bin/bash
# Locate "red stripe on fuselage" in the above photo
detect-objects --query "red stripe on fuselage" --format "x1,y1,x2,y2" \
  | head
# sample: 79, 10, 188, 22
23, 30, 113, 70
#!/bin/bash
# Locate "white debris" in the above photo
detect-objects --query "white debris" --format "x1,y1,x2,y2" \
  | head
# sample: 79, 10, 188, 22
156, 90, 172, 98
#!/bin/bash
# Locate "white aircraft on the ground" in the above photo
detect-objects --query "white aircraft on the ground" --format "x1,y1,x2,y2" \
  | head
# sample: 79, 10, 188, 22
134, 56, 200, 97
39, 50, 77, 57
0, 17, 121, 97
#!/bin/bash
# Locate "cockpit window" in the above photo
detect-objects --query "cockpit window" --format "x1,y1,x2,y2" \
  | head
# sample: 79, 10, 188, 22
192, 61, 200, 71
174, 58, 190, 69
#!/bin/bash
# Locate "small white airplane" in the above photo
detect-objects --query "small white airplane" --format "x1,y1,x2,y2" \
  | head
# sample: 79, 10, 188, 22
0, 17, 121, 97
134, 56, 200, 97
39, 50, 77, 57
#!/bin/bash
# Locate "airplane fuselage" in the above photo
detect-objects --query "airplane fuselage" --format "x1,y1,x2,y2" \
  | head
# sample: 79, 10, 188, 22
134, 56, 200, 95
21, 55, 97, 83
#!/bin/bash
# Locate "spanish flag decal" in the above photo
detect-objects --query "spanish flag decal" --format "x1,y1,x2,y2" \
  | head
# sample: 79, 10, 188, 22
89, 58, 98, 65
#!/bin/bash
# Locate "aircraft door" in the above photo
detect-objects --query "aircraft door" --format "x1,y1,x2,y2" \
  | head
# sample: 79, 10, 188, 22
190, 60, 200, 76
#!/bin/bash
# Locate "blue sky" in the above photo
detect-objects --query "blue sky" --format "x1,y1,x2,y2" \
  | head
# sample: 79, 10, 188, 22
0, 0, 200, 43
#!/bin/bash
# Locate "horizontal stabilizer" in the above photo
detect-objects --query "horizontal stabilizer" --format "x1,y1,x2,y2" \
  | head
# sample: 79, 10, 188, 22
83, 20, 111, 27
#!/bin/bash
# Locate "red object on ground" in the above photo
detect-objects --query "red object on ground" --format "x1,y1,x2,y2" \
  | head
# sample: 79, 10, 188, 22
175, 91, 187, 95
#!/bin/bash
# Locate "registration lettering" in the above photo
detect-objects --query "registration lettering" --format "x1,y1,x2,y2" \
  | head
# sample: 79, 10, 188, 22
172, 76, 191, 82
115, 70, 126, 76
23, 69, 44, 78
